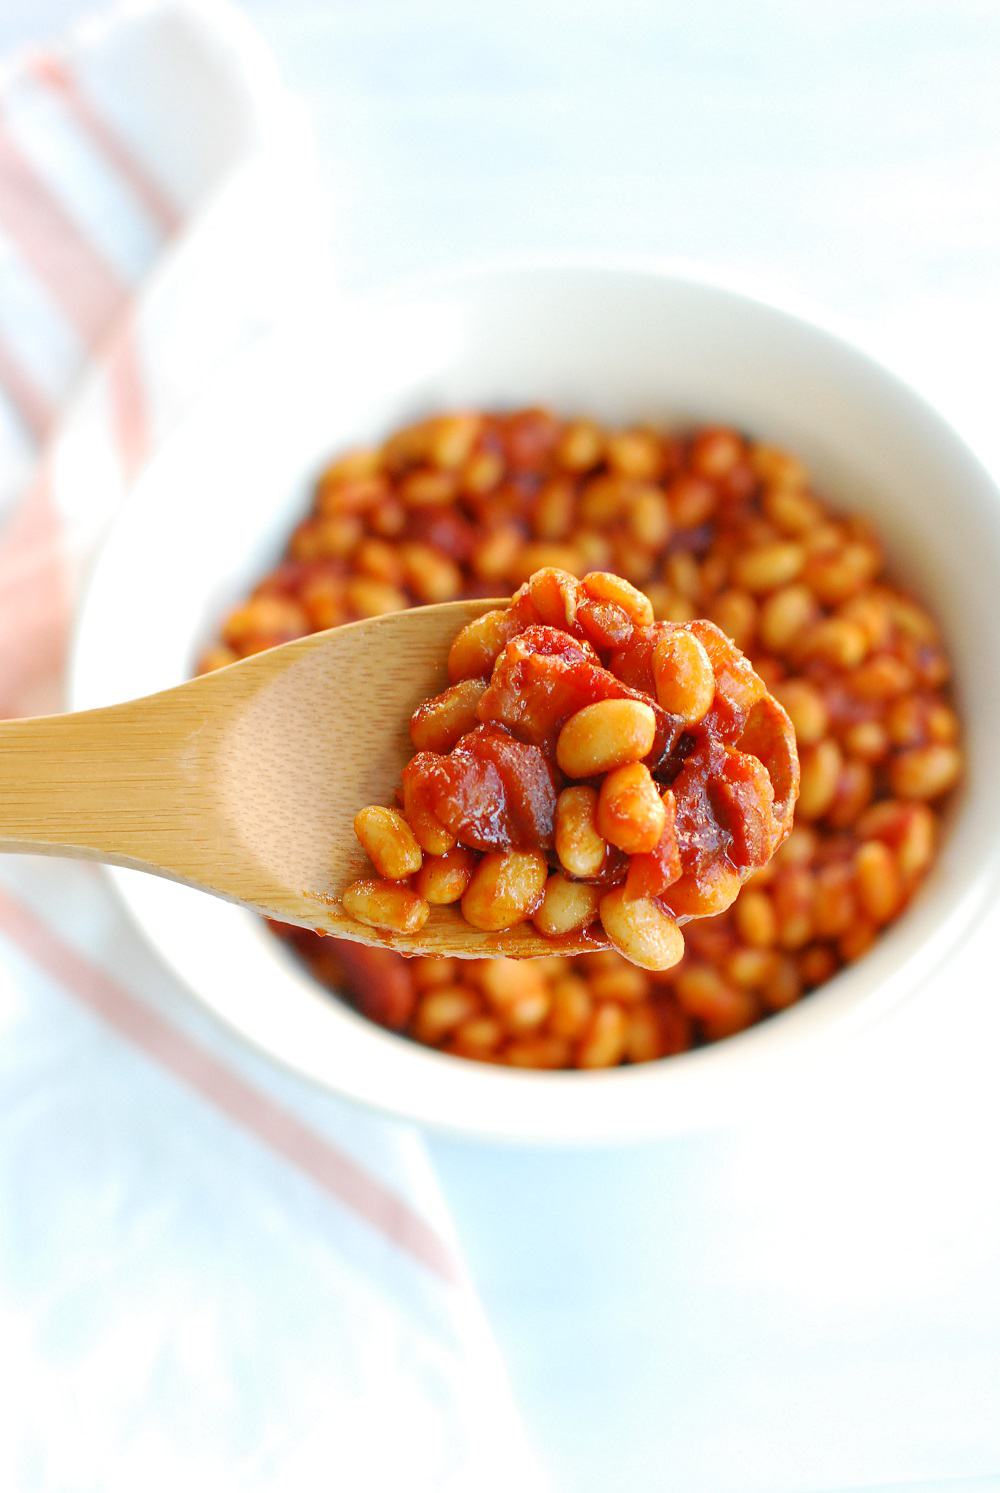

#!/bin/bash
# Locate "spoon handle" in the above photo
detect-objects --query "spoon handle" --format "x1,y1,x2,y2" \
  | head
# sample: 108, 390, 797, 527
0, 696, 212, 873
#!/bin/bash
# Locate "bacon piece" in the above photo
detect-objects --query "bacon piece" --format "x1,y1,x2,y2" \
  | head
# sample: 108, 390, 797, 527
709, 750, 779, 869
333, 942, 417, 1030
411, 723, 559, 852
478, 625, 674, 762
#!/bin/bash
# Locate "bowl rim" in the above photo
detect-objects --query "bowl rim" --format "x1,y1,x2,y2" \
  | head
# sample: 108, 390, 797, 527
69, 255, 1000, 1144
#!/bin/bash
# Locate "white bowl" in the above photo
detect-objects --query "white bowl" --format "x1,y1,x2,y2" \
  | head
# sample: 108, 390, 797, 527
71, 263, 1000, 1144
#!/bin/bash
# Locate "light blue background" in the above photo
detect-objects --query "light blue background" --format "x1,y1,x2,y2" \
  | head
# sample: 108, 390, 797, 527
6, 2, 1000, 1488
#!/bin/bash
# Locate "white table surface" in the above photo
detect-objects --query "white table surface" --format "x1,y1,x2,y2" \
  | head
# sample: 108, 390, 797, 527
4, 2, 1000, 1489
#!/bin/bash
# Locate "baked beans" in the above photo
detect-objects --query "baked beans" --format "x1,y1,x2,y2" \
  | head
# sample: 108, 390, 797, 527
204, 408, 961, 1067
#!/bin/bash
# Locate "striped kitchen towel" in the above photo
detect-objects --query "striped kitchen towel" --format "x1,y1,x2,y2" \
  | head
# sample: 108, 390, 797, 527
0, 4, 544, 1490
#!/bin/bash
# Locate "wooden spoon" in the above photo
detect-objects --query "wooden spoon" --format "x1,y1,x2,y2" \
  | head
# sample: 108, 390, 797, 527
0, 599, 602, 959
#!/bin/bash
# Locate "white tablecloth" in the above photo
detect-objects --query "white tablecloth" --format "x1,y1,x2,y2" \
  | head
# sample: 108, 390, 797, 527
2, 2, 999, 1489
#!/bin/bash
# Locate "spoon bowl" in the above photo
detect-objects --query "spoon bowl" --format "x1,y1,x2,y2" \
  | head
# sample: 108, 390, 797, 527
0, 599, 598, 957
